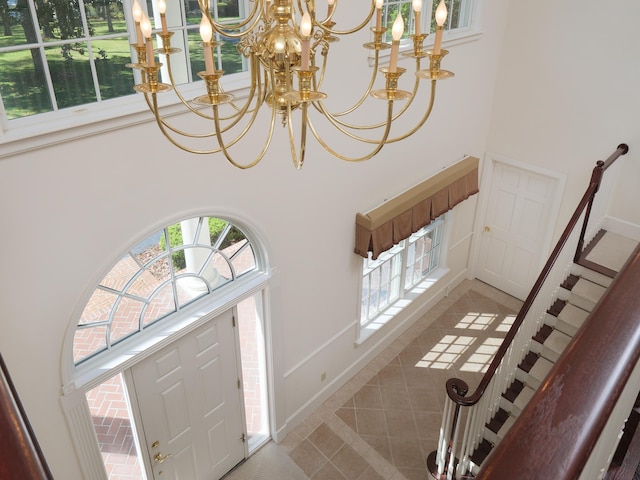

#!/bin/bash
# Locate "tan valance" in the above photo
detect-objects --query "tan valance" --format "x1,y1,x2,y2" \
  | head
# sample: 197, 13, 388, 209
354, 155, 479, 259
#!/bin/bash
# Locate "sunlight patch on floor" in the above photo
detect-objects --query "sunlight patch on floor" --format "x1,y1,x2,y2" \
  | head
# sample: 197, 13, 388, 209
459, 337, 502, 372
416, 335, 476, 369
455, 312, 498, 330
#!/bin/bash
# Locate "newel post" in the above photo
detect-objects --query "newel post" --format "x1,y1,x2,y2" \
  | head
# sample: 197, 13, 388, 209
428, 378, 469, 479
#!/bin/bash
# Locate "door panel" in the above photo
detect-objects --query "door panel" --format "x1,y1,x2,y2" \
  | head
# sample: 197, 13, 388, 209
476, 160, 563, 300
131, 309, 245, 480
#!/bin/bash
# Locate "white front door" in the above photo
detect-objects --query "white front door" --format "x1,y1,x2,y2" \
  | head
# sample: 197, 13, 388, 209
475, 157, 565, 300
130, 309, 246, 480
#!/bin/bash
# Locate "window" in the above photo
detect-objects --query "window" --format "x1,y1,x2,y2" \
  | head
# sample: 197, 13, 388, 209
360, 215, 444, 331
73, 216, 257, 365
0, 0, 248, 122
381, 0, 473, 43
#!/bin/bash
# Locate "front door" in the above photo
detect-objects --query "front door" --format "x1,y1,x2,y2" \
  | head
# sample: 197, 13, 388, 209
130, 309, 246, 479
475, 157, 564, 300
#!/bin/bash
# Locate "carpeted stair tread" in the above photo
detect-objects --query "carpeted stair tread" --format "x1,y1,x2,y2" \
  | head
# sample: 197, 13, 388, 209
570, 278, 607, 312
556, 302, 590, 336
528, 357, 554, 384
541, 329, 572, 359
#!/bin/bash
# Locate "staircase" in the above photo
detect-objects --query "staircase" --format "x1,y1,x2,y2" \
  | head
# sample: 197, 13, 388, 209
429, 145, 635, 479
467, 261, 615, 474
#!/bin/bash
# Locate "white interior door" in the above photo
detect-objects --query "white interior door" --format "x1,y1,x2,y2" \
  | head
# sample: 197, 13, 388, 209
475, 157, 565, 300
130, 309, 246, 480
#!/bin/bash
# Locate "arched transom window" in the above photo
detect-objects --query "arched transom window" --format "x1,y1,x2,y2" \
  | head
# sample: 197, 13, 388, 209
73, 216, 257, 365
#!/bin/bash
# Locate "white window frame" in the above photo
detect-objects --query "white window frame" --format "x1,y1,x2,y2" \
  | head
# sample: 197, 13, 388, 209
370, 0, 477, 63
0, 0, 251, 140
0, 0, 478, 156
357, 214, 450, 344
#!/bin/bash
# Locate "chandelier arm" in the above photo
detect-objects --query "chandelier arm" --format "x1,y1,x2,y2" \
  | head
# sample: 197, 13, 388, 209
311, 38, 329, 90
212, 101, 277, 169
147, 92, 224, 154
382, 79, 437, 144
387, 78, 437, 143
142, 91, 223, 139
139, 69, 259, 139
307, 100, 394, 162
314, 1, 376, 36
315, 49, 380, 118
317, 59, 421, 131
199, 1, 263, 38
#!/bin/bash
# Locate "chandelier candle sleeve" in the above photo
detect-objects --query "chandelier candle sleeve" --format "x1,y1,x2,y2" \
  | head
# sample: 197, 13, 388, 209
327, 0, 335, 17
158, 0, 168, 34
413, 0, 422, 36
200, 16, 215, 74
300, 12, 312, 71
375, 0, 382, 30
140, 13, 155, 66
433, 0, 447, 54
389, 13, 404, 72
132, 0, 143, 46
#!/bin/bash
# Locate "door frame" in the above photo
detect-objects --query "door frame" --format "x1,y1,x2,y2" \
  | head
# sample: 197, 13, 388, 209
470, 153, 567, 295
124, 306, 248, 480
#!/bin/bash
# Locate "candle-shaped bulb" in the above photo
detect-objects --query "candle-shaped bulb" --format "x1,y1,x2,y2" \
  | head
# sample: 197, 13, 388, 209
328, 0, 335, 13
435, 0, 447, 26
388, 13, 403, 72
157, 0, 168, 34
433, 0, 446, 54
200, 14, 215, 74
300, 11, 312, 70
392, 12, 404, 41
132, 0, 142, 22
132, 0, 143, 46
412, 0, 421, 36
140, 13, 152, 38
301, 11, 312, 37
140, 12, 155, 66
199, 14, 213, 42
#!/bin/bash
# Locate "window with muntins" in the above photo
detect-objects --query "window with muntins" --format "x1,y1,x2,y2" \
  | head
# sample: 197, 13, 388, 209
73, 216, 257, 365
380, 0, 473, 43
0, 0, 248, 122
360, 215, 444, 328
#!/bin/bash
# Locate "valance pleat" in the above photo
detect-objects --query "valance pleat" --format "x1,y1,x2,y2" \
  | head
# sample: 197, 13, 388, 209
354, 156, 479, 259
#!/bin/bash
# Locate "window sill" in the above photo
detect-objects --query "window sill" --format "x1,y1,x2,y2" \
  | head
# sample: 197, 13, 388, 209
0, 71, 251, 160
356, 266, 450, 345
367, 28, 482, 67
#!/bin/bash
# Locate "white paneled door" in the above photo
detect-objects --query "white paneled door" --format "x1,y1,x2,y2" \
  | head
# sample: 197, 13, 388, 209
476, 158, 564, 300
131, 309, 246, 480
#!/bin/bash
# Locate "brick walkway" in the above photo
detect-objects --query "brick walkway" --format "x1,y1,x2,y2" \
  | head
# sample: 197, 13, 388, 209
79, 239, 264, 479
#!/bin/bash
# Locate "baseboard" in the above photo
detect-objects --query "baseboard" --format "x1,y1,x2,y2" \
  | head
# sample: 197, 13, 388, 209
275, 267, 469, 442
602, 216, 640, 242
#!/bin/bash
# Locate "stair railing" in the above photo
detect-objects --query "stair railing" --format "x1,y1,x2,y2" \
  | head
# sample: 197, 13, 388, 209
475, 241, 640, 479
428, 143, 629, 479
0, 353, 54, 479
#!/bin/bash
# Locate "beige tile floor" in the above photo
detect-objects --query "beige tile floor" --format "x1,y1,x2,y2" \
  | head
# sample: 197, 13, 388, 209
224, 279, 522, 480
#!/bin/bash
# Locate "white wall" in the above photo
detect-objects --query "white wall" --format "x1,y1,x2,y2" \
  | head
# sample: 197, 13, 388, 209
486, 0, 640, 237
0, 1, 510, 478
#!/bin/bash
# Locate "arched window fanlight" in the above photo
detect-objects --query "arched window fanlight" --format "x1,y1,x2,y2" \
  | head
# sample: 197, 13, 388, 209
73, 216, 256, 365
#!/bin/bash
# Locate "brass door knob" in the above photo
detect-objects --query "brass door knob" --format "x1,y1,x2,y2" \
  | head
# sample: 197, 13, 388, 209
484, 226, 491, 232
154, 452, 172, 464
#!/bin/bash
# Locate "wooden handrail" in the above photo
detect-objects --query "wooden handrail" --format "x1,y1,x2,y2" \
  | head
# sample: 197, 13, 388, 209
0, 353, 53, 479
476, 242, 640, 479
446, 143, 629, 406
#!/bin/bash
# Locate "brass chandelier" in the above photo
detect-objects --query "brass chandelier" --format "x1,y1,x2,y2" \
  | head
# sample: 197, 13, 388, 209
129, 0, 453, 169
